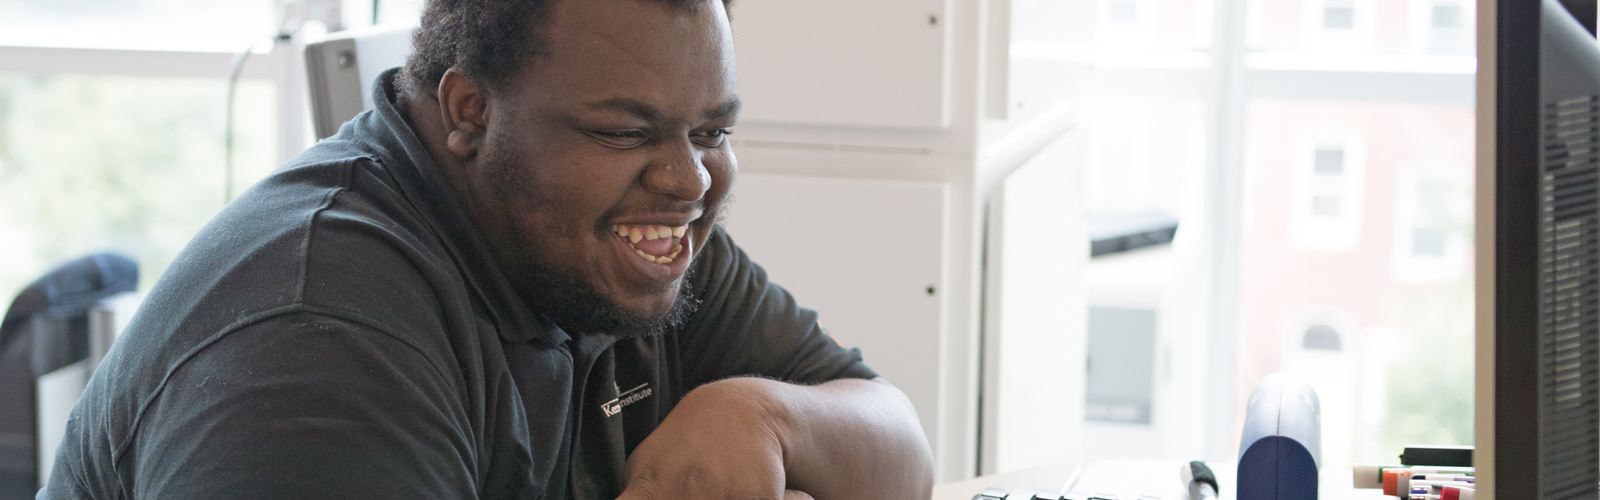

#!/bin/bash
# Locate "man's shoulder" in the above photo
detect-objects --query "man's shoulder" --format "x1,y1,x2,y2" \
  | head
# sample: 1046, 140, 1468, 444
110, 132, 465, 398
53, 309, 478, 500
68, 149, 477, 490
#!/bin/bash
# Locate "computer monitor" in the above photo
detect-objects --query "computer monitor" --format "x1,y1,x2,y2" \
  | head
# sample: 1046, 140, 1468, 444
1482, 0, 1600, 496
304, 24, 415, 140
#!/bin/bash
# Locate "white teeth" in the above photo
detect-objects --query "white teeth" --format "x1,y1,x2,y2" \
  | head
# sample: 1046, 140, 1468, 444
614, 224, 690, 241
616, 224, 692, 265
635, 247, 677, 265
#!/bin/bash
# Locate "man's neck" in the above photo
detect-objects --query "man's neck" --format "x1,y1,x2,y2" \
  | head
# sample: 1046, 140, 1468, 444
403, 91, 471, 190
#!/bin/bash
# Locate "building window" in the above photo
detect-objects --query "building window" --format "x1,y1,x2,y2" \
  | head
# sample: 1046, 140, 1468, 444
1109, 0, 1139, 23
1291, 128, 1367, 252
1324, 0, 1356, 29
1303, 324, 1343, 351
1429, 1, 1465, 52
1313, 147, 1346, 216
1085, 307, 1157, 424
1411, 178, 1450, 256
1390, 164, 1469, 284
1431, 3, 1461, 29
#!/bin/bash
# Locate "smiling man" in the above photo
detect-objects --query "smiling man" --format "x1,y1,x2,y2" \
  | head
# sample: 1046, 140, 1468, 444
39, 0, 933, 499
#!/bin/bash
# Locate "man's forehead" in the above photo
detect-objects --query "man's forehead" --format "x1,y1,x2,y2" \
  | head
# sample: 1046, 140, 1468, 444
581, 97, 743, 123
519, 0, 736, 115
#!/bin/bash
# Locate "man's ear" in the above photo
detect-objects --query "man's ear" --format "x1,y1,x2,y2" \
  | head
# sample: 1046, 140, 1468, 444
437, 68, 489, 160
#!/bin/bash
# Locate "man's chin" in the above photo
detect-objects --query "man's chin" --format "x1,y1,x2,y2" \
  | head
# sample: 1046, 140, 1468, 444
520, 265, 699, 338
561, 289, 698, 339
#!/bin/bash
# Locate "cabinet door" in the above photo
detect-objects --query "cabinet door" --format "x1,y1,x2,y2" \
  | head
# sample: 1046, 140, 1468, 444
719, 173, 947, 447
982, 130, 1087, 474
731, 0, 950, 129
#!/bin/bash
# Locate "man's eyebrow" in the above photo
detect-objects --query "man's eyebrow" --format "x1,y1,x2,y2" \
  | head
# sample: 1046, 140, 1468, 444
706, 99, 742, 120
583, 98, 661, 122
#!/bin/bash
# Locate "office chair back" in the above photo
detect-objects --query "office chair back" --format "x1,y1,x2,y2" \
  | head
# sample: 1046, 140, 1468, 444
0, 253, 136, 497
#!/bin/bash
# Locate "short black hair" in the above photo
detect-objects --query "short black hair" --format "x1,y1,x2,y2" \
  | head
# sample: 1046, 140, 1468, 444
398, 0, 732, 107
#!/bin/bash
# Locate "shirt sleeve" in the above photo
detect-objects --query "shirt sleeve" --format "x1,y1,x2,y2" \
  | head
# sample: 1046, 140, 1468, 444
677, 228, 878, 389
119, 312, 477, 499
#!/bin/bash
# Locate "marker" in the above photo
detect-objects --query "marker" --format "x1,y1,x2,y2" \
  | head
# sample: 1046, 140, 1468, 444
1412, 474, 1473, 485
1359, 464, 1475, 494
1441, 485, 1474, 500
1409, 466, 1474, 475
1354, 464, 1403, 488
1384, 469, 1414, 496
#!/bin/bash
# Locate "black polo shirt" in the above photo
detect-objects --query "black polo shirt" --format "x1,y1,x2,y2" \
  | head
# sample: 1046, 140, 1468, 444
40, 69, 875, 500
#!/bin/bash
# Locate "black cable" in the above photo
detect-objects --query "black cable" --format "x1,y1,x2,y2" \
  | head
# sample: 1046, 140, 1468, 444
373, 0, 381, 25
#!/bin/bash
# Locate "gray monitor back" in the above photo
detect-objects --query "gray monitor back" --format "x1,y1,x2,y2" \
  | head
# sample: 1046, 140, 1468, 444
305, 25, 415, 140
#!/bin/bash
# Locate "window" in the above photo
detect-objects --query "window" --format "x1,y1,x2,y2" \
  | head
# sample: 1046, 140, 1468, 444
1411, 179, 1449, 256
1323, 0, 1355, 30
372, 0, 426, 25
1431, 3, 1462, 29
0, 2, 287, 301
1109, 0, 1140, 24
1303, 324, 1342, 350
1095, 0, 1170, 48
1085, 307, 1158, 424
0, 0, 274, 51
1240, 100, 1474, 495
1078, 0, 1476, 488
1391, 162, 1471, 284
1288, 127, 1366, 252
1312, 146, 1346, 216
0, 75, 278, 301
1429, 2, 1466, 52
1406, 0, 1473, 55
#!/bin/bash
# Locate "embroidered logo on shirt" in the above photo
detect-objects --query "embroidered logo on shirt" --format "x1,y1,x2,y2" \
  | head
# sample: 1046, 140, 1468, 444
602, 383, 652, 417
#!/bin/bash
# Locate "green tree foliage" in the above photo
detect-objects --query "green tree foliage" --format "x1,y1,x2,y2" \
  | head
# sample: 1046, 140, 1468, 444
0, 75, 276, 301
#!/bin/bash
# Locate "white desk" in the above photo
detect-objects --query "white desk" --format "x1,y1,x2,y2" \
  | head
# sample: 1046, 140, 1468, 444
932, 460, 1237, 500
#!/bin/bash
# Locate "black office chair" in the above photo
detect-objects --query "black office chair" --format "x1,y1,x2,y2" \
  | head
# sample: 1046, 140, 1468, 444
0, 253, 136, 498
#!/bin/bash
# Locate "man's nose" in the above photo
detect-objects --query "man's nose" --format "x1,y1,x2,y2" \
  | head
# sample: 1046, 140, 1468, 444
641, 139, 711, 202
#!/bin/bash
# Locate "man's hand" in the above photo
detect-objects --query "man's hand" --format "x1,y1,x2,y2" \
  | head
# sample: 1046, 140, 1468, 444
616, 378, 795, 499
616, 376, 933, 500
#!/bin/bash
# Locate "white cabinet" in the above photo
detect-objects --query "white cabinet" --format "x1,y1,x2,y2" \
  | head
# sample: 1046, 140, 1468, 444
720, 174, 949, 447
726, 0, 1096, 483
732, 0, 951, 129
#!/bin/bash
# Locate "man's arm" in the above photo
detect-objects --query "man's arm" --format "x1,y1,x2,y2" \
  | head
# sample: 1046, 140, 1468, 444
761, 376, 935, 499
618, 376, 933, 500
115, 312, 477, 499
640, 228, 932, 499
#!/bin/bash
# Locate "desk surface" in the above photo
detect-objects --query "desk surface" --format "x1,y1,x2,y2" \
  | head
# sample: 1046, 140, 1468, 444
931, 462, 1080, 500
932, 459, 1238, 500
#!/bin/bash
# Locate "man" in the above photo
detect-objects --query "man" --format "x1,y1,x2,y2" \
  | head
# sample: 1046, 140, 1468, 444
40, 0, 934, 498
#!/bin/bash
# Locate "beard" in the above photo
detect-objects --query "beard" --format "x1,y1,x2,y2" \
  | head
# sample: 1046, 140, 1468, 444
520, 260, 701, 339
478, 137, 703, 339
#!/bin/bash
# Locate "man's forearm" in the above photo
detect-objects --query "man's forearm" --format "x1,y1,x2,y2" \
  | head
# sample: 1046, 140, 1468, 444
725, 376, 935, 500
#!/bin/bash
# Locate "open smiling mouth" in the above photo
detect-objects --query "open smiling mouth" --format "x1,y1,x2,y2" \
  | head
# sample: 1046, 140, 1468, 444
611, 224, 688, 265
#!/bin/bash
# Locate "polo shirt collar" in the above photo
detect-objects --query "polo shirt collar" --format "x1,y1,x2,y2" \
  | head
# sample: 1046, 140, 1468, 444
356, 68, 570, 347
